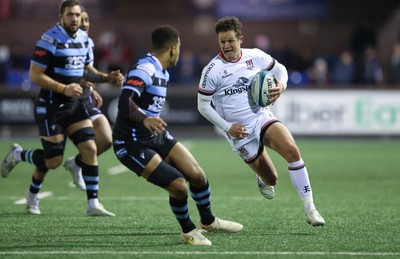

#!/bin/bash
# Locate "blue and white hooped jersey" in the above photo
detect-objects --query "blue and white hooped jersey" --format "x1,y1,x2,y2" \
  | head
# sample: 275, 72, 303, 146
113, 54, 169, 140
31, 23, 92, 102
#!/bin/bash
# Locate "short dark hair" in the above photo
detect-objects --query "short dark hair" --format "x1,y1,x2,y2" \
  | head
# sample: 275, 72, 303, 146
215, 16, 243, 38
151, 25, 180, 51
59, 0, 81, 15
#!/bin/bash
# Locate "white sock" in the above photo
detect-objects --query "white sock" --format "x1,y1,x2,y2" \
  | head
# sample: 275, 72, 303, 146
88, 198, 99, 208
288, 159, 316, 211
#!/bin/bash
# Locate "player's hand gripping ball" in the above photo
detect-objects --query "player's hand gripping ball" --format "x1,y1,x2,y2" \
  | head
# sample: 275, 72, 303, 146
250, 70, 277, 107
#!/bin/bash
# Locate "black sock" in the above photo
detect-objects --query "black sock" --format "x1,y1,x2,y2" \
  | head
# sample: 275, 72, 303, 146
169, 195, 196, 233
29, 176, 43, 194
81, 162, 99, 200
190, 181, 215, 226
21, 149, 48, 173
74, 154, 83, 167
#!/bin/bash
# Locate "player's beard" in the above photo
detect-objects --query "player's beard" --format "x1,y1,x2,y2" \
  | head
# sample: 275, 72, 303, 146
64, 23, 79, 37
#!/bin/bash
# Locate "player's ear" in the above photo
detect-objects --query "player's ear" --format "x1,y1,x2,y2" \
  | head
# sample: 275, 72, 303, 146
170, 45, 176, 57
239, 35, 244, 44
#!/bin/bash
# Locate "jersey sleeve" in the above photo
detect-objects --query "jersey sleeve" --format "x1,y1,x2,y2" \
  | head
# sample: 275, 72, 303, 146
122, 62, 154, 97
198, 61, 217, 96
255, 48, 289, 90
31, 34, 57, 68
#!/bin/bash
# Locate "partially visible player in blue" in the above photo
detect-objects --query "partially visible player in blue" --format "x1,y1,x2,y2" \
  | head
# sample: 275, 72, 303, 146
64, 6, 124, 191
1, 0, 115, 217
112, 25, 242, 246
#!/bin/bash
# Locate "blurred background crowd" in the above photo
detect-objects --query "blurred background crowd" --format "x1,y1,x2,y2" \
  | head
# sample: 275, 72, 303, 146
0, 0, 400, 91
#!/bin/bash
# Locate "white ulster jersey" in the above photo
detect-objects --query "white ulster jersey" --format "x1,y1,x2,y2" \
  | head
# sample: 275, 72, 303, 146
198, 48, 276, 132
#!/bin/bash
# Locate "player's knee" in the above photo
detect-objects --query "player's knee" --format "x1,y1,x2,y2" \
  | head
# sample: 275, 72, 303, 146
285, 144, 301, 162
168, 178, 188, 199
177, 159, 207, 186
45, 156, 63, 169
79, 141, 97, 160
187, 167, 207, 187
41, 138, 65, 169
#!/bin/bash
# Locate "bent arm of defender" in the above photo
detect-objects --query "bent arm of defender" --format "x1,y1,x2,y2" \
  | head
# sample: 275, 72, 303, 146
119, 89, 148, 122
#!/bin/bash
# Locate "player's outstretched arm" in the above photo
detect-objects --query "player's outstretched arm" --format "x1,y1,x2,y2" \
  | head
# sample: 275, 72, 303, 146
84, 66, 124, 86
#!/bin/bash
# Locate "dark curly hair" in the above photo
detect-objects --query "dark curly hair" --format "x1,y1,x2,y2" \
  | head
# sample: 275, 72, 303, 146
215, 16, 243, 38
59, 0, 81, 15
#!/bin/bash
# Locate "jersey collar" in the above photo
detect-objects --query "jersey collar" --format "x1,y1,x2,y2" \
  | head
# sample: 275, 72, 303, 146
147, 53, 164, 72
219, 50, 242, 63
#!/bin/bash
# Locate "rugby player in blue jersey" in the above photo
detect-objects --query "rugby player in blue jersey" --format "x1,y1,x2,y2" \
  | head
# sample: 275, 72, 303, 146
63, 7, 124, 191
112, 25, 243, 245
1, 0, 115, 217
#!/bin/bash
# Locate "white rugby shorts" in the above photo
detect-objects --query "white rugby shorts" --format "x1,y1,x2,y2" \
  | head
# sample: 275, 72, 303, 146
224, 108, 279, 163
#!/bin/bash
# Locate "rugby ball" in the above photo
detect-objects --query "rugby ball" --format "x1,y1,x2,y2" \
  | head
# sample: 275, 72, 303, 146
250, 70, 277, 107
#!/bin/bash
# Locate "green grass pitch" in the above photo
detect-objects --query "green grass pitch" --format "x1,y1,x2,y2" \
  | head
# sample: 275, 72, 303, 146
0, 137, 399, 258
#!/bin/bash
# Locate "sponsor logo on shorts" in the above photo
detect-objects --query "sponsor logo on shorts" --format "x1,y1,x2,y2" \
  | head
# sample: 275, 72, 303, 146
238, 146, 249, 157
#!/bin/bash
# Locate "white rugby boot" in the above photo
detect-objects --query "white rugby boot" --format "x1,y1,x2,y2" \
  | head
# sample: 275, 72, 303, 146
64, 157, 86, 191
1, 143, 22, 178
26, 190, 41, 215
305, 209, 325, 226
256, 174, 275, 200
201, 217, 243, 233
87, 203, 116, 217
181, 229, 212, 246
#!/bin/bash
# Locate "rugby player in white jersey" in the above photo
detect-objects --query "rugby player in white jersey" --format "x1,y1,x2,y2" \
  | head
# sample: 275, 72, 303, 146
197, 16, 325, 226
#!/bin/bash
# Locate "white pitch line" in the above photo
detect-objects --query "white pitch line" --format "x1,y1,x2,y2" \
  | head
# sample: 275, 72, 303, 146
107, 164, 129, 175
0, 251, 399, 256
13, 191, 53, 205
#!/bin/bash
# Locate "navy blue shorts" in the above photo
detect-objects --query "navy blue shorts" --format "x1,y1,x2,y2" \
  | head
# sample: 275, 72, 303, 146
113, 130, 178, 176
35, 99, 90, 137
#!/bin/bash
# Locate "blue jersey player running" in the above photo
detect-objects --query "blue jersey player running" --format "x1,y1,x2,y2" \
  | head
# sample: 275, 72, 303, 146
112, 25, 243, 245
1, 0, 114, 217
63, 7, 124, 191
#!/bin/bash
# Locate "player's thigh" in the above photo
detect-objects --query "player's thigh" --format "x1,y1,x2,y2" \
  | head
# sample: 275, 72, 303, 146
141, 154, 164, 179
263, 122, 300, 162
66, 119, 93, 134
165, 142, 206, 185
113, 140, 161, 177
